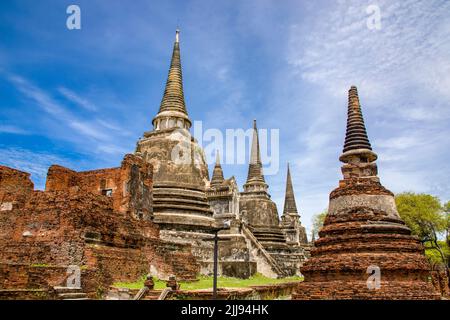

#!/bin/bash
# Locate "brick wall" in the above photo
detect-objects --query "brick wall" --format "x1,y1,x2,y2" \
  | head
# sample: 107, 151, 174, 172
0, 154, 199, 298
45, 154, 153, 220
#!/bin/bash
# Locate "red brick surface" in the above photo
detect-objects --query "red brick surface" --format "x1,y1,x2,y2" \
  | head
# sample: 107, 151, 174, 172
0, 154, 199, 297
293, 177, 441, 300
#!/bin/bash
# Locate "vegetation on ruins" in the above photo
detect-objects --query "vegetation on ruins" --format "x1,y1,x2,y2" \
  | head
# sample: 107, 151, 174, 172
445, 201, 450, 249
395, 192, 449, 279
311, 210, 327, 239
113, 273, 303, 290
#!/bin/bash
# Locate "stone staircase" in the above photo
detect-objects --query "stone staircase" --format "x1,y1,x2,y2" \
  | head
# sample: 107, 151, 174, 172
133, 289, 172, 300
241, 224, 286, 278
143, 290, 163, 300
143, 288, 172, 300
53, 286, 89, 300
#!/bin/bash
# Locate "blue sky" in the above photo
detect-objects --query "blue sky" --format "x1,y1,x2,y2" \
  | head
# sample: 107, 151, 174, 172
1, 0, 449, 236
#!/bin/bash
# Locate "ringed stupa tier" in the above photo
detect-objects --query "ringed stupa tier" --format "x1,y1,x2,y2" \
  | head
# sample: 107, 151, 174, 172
135, 30, 216, 270
293, 86, 439, 299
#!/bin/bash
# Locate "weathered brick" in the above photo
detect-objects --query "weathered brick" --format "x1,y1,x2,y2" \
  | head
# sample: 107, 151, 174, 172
0, 154, 199, 298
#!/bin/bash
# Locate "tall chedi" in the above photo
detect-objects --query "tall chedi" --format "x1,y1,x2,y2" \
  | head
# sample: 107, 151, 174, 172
240, 120, 285, 243
293, 86, 439, 299
240, 120, 306, 276
280, 164, 308, 246
135, 29, 217, 273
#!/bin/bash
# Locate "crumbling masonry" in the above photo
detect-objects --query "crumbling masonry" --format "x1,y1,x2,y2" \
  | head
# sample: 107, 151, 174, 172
0, 30, 440, 300
0, 155, 199, 298
292, 86, 440, 300
0, 31, 309, 299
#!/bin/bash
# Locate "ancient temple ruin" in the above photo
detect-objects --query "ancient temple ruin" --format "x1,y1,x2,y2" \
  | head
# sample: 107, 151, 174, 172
0, 30, 309, 294
1, 28, 443, 300
0, 154, 200, 299
134, 30, 309, 278
292, 86, 440, 300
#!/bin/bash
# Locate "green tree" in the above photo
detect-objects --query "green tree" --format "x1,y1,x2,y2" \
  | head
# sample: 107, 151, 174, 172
444, 201, 450, 269
395, 192, 449, 281
311, 210, 327, 240
444, 201, 450, 247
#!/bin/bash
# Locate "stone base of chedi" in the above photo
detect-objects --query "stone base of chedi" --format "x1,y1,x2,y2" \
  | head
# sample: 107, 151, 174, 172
293, 87, 440, 300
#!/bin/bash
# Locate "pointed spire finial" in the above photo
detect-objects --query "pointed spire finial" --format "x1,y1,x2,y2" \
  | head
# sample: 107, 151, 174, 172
215, 149, 220, 165
175, 28, 180, 43
152, 28, 191, 130
211, 149, 225, 186
339, 86, 377, 163
283, 163, 298, 216
246, 119, 265, 184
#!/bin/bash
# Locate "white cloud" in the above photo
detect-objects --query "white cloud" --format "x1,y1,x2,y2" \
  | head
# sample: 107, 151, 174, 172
5, 73, 132, 155
0, 147, 71, 190
58, 87, 97, 112
97, 144, 130, 156
273, 0, 450, 231
8, 74, 67, 117
375, 136, 422, 150
0, 125, 29, 135
70, 120, 109, 141
288, 0, 450, 101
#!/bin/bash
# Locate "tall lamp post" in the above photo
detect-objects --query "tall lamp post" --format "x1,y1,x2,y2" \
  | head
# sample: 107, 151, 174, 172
206, 220, 231, 300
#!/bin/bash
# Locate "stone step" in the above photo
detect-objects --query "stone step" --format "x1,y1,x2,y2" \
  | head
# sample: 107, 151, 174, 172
53, 286, 82, 292
62, 298, 90, 300
144, 294, 161, 300
58, 292, 88, 299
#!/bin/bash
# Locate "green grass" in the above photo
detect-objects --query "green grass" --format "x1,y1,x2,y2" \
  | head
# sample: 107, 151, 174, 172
113, 273, 303, 290
30, 263, 50, 268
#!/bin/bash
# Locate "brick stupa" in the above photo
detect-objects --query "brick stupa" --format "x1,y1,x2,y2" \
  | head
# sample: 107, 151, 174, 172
293, 86, 440, 299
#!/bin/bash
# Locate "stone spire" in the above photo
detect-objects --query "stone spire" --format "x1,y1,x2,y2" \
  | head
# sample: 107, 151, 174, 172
340, 86, 377, 163
282, 163, 298, 215
152, 28, 191, 130
210, 151, 225, 186
281, 163, 308, 245
246, 120, 265, 183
